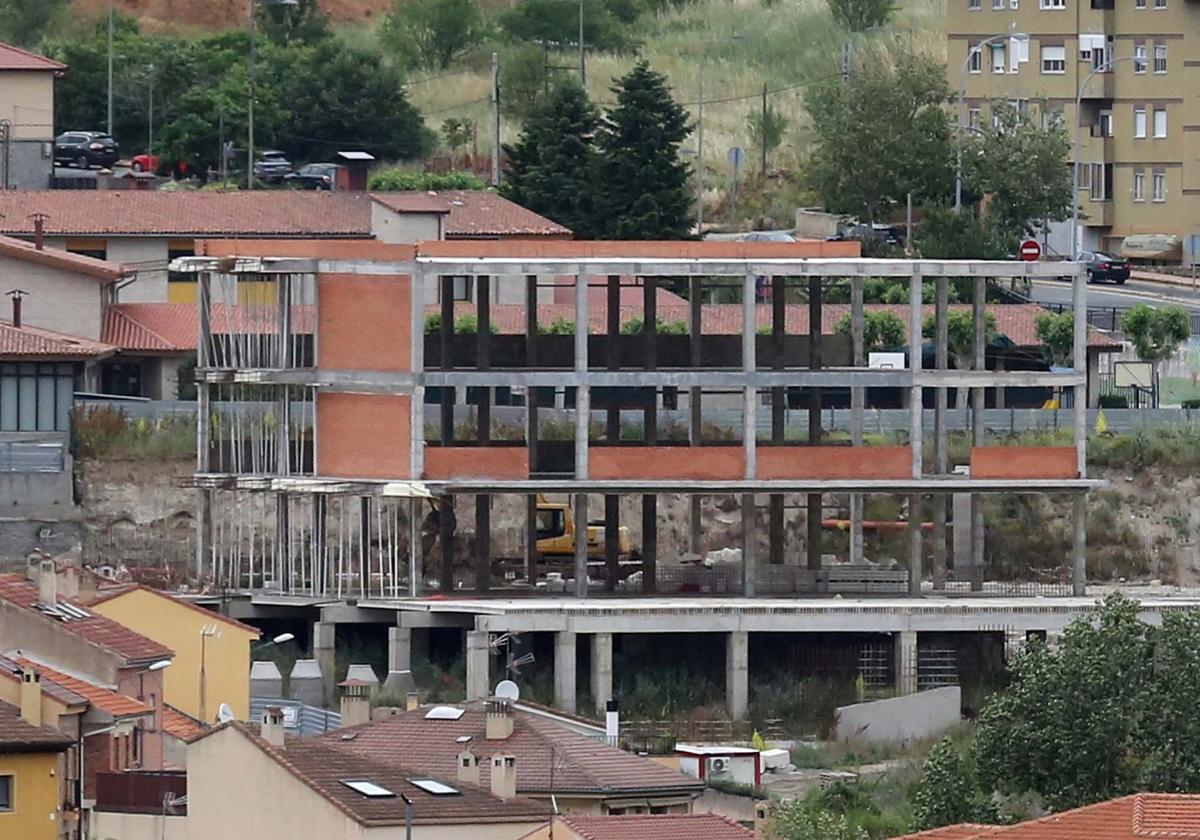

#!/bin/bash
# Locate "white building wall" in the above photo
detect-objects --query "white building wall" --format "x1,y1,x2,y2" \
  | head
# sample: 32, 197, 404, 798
370, 203, 443, 245
107, 238, 171, 302
0, 252, 106, 339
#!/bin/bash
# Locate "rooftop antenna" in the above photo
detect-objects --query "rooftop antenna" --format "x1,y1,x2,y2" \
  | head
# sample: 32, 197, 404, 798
216, 703, 235, 724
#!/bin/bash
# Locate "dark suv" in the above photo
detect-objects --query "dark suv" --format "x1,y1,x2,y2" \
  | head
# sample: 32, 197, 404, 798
284, 163, 340, 190
253, 150, 293, 184
54, 131, 119, 169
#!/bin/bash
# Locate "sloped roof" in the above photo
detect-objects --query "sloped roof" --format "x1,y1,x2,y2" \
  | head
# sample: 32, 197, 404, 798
370, 193, 451, 215
101, 303, 316, 352
10, 657, 152, 719
895, 826, 1003, 840
0, 42, 66, 72
0, 573, 173, 666
547, 813, 754, 840
0, 235, 127, 281
436, 191, 571, 238
0, 654, 87, 707
0, 700, 72, 753
88, 584, 261, 636
322, 703, 703, 797
0, 320, 116, 360
162, 705, 204, 741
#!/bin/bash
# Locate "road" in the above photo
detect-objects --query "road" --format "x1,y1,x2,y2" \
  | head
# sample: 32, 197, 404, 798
1029, 276, 1200, 313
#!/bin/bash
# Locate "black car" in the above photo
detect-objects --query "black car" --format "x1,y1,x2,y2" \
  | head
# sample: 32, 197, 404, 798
54, 131, 119, 169
253, 150, 293, 184
1079, 251, 1131, 284
285, 163, 340, 190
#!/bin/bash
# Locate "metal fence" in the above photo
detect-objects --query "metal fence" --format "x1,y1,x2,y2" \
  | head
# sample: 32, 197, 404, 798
1041, 302, 1200, 335
0, 439, 66, 473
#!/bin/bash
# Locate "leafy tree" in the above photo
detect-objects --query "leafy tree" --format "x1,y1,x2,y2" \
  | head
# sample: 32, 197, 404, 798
499, 45, 561, 120
1034, 311, 1075, 368
620, 317, 688, 334
911, 738, 982, 830
597, 60, 693, 239
915, 203, 1013, 259
369, 169, 485, 190
0, 0, 69, 49
772, 804, 870, 840
748, 102, 788, 169
381, 0, 486, 70
502, 82, 602, 238
804, 52, 952, 222
1121, 304, 1190, 373
827, 0, 896, 32
923, 310, 997, 406
441, 118, 473, 153
256, 0, 330, 45
835, 311, 906, 351
501, 0, 630, 53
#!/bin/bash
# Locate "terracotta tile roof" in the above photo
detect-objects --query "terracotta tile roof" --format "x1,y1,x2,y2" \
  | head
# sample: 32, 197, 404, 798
0, 320, 116, 360
212, 722, 548, 826
0, 700, 72, 753
323, 704, 703, 797
435, 191, 572, 238
550, 813, 755, 840
370, 193, 451, 215
0, 235, 127, 280
101, 303, 316, 352
0, 654, 87, 707
162, 705, 204, 741
10, 657, 153, 719
0, 191, 373, 238
0, 573, 174, 666
0, 42, 66, 72
87, 585, 261, 636
894, 825, 1003, 840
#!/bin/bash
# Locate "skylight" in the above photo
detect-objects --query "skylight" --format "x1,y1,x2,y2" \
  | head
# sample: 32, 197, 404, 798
424, 706, 465, 720
455, 735, 473, 743
341, 780, 396, 798
409, 779, 460, 796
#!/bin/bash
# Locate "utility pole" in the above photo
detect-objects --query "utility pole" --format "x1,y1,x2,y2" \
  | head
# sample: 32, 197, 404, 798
490, 51, 501, 187
760, 82, 768, 173
696, 74, 704, 231
147, 65, 154, 160
578, 0, 586, 85
107, 0, 114, 135
248, 0, 257, 190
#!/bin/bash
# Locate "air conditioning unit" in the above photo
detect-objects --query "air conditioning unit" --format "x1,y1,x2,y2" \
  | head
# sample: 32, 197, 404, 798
707, 756, 732, 776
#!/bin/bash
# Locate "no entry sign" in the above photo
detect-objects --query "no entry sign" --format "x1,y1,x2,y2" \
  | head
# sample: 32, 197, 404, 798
1018, 239, 1042, 261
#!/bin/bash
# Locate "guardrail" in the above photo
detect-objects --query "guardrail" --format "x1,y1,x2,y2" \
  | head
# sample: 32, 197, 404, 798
0, 439, 66, 473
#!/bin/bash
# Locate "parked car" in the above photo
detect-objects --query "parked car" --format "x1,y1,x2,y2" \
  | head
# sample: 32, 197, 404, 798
130, 153, 160, 173
54, 131, 119, 169
1079, 251, 1131, 284
253, 150, 293, 183
284, 162, 340, 190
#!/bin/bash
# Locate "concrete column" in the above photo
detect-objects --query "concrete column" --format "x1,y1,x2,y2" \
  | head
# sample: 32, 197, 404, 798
1072, 493, 1087, 596
475, 495, 491, 593
741, 494, 756, 597
970, 275, 986, 591
312, 621, 336, 707
742, 271, 756, 481
894, 630, 918, 696
465, 630, 490, 701
725, 631, 749, 720
807, 275, 823, 573
590, 633, 613, 716
952, 493, 972, 579
641, 494, 657, 594
849, 276, 865, 565
382, 625, 415, 695
933, 276, 949, 590
554, 631, 578, 714
908, 494, 922, 597
573, 493, 589, 597
690, 496, 703, 557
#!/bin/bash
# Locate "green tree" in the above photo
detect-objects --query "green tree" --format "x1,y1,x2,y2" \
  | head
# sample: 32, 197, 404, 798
911, 738, 981, 830
441, 118, 473, 154
1121, 304, 1190, 381
835, 311, 906, 351
502, 82, 602, 238
804, 52, 952, 222
499, 45, 561, 120
915, 203, 1013, 259
597, 60, 693, 239
501, 0, 630, 53
772, 803, 870, 840
368, 169, 485, 190
748, 102, 788, 169
923, 309, 997, 406
827, 0, 896, 32
381, 0, 486, 70
1034, 311, 1075, 368
0, 0, 69, 48
256, 0, 330, 45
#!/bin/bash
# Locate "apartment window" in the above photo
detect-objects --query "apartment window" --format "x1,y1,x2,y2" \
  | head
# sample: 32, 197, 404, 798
968, 44, 982, 72
1154, 44, 1167, 73
1010, 98, 1030, 124
969, 0, 981, 9
991, 43, 1007, 73
1041, 106, 1063, 129
1010, 0, 1019, 8
1098, 109, 1113, 137
1077, 163, 1092, 191
1134, 108, 1147, 138
992, 0, 1004, 9
1039, 0, 1066, 8
1135, 0, 1146, 7
1091, 0, 1112, 7
0, 775, 10, 811
1154, 0, 1166, 8
1132, 170, 1146, 202
1152, 170, 1166, 201
1041, 45, 1066, 73
1154, 107, 1167, 138
1095, 163, 1114, 200
968, 107, 982, 130
1134, 44, 1147, 73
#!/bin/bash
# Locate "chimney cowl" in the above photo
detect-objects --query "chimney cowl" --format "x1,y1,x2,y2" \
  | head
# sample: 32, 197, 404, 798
489, 754, 517, 800
20, 666, 41, 727
7, 289, 25, 329
485, 698, 514, 741
261, 705, 286, 748
36, 558, 56, 608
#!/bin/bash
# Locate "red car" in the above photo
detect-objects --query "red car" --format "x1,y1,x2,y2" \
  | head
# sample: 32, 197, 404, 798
130, 154, 160, 173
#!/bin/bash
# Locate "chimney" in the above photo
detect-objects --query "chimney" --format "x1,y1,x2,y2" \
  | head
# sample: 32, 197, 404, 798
405, 691, 419, 712
754, 801, 771, 838
338, 680, 371, 728
457, 750, 479, 786
7, 289, 26, 329
605, 699, 620, 746
30, 213, 46, 250
37, 558, 56, 607
485, 698, 513, 741
489, 754, 516, 800
20, 667, 41, 727
261, 705, 285, 748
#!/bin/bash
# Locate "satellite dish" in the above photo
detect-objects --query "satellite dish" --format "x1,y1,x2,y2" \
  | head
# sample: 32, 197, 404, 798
494, 680, 520, 701
216, 703, 235, 724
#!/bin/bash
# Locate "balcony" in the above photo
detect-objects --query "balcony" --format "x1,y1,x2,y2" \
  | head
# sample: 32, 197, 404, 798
94, 771, 187, 815
1078, 71, 1115, 100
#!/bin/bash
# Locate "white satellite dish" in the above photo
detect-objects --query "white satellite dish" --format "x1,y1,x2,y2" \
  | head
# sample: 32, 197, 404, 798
494, 680, 520, 701
216, 703, 235, 724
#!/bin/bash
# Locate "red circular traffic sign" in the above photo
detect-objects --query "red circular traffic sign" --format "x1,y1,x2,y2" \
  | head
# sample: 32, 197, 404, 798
1018, 239, 1042, 261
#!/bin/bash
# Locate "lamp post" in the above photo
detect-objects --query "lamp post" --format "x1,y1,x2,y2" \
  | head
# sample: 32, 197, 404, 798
578, 0, 585, 85
1072, 54, 1135, 260
248, 0, 299, 189
107, 0, 114, 136
956, 32, 1028, 211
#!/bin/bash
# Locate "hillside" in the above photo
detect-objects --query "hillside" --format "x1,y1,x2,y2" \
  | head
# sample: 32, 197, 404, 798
71, 0, 392, 28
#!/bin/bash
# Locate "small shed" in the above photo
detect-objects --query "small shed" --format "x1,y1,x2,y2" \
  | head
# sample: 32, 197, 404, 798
675, 744, 761, 787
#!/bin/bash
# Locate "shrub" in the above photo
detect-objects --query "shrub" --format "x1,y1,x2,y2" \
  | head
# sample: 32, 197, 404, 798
620, 317, 688, 334
368, 168, 486, 191
1098, 394, 1129, 409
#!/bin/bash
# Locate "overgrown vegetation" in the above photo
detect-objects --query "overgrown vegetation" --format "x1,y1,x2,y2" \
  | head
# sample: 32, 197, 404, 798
368, 169, 486, 191
73, 407, 195, 460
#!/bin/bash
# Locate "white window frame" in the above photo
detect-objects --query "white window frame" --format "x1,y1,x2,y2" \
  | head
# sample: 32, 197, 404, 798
1039, 0, 1066, 8
1041, 107, 1063, 130
1041, 45, 1067, 74
968, 108, 982, 130
1098, 109, 1113, 137
1134, 108, 1147, 138
1135, 0, 1146, 8
968, 45, 982, 73
1152, 170, 1166, 202
1153, 0, 1166, 9
1132, 170, 1146, 202
992, 0, 1005, 9
0, 774, 10, 812
1154, 44, 1167, 74
991, 43, 1007, 73
1153, 107, 1167, 138
1134, 44, 1147, 73
969, 0, 982, 9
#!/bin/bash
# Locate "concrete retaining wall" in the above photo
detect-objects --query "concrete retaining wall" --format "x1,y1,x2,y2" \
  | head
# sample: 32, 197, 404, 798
835, 686, 961, 744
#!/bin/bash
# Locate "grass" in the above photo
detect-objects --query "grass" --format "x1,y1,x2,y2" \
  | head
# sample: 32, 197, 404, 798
1160, 376, 1200, 406
73, 406, 196, 460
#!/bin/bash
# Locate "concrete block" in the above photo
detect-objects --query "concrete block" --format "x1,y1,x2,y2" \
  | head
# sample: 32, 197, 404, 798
345, 664, 379, 685
249, 660, 283, 699
289, 659, 325, 709
466, 630, 489, 701
835, 686, 961, 744
554, 631, 577, 714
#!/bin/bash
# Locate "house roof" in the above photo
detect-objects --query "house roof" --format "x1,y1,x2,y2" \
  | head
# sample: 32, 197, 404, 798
435, 191, 572, 238
101, 303, 316, 353
10, 656, 153, 719
0, 654, 87, 707
544, 813, 755, 840
162, 705, 204, 741
896, 795, 1200, 840
208, 722, 548, 827
370, 193, 452, 215
88, 584, 261, 636
322, 703, 704, 797
0, 235, 128, 281
0, 573, 174, 666
0, 700, 72, 754
0, 320, 117, 360
0, 42, 67, 73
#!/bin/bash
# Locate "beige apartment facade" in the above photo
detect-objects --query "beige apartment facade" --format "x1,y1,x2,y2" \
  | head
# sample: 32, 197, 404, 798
0, 43, 64, 190
947, 0, 1200, 260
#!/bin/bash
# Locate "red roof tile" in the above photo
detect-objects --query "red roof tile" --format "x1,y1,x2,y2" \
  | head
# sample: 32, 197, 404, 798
549, 813, 755, 840
87, 584, 261, 636
10, 657, 151, 718
0, 235, 127, 280
0, 654, 87, 707
0, 573, 174, 665
0, 42, 66, 72
370, 193, 451, 215
894, 825, 1003, 840
435, 191, 572, 238
101, 303, 316, 352
0, 700, 72, 753
0, 320, 116, 360
162, 705, 204, 741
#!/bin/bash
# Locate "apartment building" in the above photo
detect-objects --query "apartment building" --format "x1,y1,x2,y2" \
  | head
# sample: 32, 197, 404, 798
947, 0, 1199, 260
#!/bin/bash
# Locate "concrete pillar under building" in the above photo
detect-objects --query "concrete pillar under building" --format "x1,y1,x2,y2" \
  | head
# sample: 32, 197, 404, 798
465, 630, 490, 701
908, 494, 923, 597
590, 632, 613, 716
725, 631, 749, 720
382, 625, 415, 695
741, 494, 756, 597
555, 631, 578, 714
894, 630, 918, 696
952, 493, 972, 579
475, 495, 491, 592
1072, 493, 1087, 596
641, 494, 657, 593
311, 621, 336, 707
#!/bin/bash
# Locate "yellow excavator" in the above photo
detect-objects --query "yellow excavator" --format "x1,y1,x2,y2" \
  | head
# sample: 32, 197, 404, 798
534, 494, 634, 560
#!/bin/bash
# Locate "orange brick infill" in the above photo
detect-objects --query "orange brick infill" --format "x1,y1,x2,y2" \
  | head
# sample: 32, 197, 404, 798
317, 393, 411, 479
970, 446, 1079, 479
423, 447, 530, 480
757, 446, 912, 480
589, 446, 746, 480
317, 273, 412, 371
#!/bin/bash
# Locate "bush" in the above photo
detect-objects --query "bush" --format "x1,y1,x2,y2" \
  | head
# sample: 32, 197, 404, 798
1098, 394, 1129, 409
368, 168, 486, 191
73, 407, 196, 460
1183, 398, 1200, 409
620, 317, 688, 334
538, 317, 577, 335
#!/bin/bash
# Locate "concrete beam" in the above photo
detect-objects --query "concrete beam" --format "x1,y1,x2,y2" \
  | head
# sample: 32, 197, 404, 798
312, 621, 336, 707
895, 630, 918, 695
426, 478, 1105, 495
590, 633, 613, 716
726, 631, 749, 720
466, 630, 490, 701
555, 631, 578, 714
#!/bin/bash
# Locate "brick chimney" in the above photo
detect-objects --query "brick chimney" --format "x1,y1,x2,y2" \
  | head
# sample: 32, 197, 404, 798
261, 705, 285, 748
339, 680, 371, 728
7, 289, 26, 329
36, 558, 56, 607
457, 750, 479, 786
490, 754, 516, 800
29, 213, 46, 250
20, 666, 41, 727
485, 698, 513, 741
405, 691, 419, 712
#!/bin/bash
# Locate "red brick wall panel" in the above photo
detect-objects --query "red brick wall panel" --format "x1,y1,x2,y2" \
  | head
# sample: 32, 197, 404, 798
317, 393, 411, 479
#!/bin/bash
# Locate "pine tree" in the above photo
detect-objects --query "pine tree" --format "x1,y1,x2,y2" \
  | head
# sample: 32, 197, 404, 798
911, 737, 980, 831
596, 60, 693, 240
501, 83, 602, 239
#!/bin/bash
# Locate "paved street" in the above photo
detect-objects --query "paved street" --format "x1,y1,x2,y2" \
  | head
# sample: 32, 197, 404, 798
1029, 276, 1200, 313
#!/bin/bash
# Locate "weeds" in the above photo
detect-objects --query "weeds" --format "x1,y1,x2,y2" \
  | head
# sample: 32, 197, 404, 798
73, 407, 195, 460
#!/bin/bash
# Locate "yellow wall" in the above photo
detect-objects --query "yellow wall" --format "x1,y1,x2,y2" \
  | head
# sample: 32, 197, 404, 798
0, 71, 55, 140
0, 752, 64, 840
91, 590, 257, 722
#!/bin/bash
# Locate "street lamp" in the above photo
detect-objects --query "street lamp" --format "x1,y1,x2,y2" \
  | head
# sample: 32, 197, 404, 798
107, 0, 114, 136
253, 632, 295, 650
248, 0, 300, 189
955, 32, 1028, 211
1071, 54, 1136, 260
